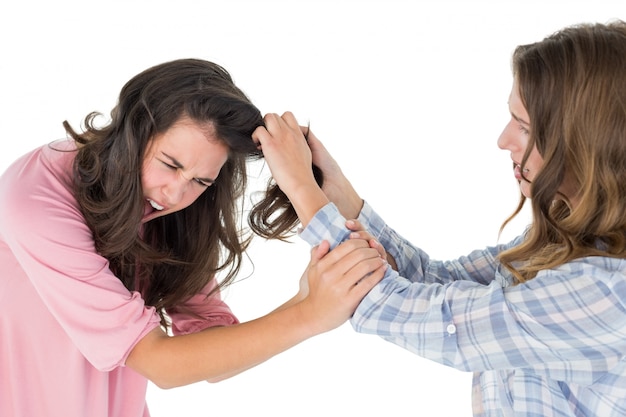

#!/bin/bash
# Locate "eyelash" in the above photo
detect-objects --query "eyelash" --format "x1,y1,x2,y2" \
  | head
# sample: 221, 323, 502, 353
161, 161, 210, 187
519, 125, 530, 135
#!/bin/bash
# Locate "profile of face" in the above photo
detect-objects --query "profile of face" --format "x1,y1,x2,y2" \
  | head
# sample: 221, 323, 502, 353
141, 117, 229, 223
497, 80, 543, 199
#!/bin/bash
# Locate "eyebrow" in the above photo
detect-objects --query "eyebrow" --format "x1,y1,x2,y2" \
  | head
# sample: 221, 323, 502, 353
511, 112, 530, 126
162, 152, 216, 184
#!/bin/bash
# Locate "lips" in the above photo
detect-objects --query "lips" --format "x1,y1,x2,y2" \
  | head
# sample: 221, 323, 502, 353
513, 161, 529, 181
514, 164, 522, 180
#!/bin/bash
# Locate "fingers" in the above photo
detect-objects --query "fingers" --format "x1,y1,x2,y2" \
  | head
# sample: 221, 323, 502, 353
300, 127, 329, 159
262, 112, 302, 138
343, 251, 386, 285
368, 239, 387, 259
279, 111, 300, 129
253, 112, 310, 158
349, 230, 382, 250
315, 238, 369, 265
345, 219, 363, 231
346, 219, 386, 258
316, 240, 386, 289
299, 125, 310, 136
312, 240, 331, 260
251, 125, 268, 148
350, 262, 387, 297
335, 241, 383, 277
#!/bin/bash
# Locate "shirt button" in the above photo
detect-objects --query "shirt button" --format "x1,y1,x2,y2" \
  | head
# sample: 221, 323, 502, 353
446, 324, 457, 335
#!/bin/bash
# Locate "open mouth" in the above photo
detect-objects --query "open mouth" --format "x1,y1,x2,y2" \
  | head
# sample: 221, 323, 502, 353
148, 199, 164, 211
513, 162, 529, 181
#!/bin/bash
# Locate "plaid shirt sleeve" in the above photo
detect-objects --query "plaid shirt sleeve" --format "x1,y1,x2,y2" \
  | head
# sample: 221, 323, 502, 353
299, 202, 626, 391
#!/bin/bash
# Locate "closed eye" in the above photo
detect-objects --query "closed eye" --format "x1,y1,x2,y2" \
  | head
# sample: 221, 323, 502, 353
160, 152, 216, 187
194, 178, 211, 187
160, 161, 212, 186
511, 112, 530, 135
161, 160, 177, 170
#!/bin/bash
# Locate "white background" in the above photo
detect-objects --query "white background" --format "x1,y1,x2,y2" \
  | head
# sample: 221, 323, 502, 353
1, 1, 623, 416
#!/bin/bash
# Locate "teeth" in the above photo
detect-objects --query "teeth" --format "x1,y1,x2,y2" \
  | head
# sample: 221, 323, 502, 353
515, 163, 529, 173
148, 199, 164, 211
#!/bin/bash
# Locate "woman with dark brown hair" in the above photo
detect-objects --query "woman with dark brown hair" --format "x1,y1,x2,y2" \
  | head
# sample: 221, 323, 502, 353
255, 20, 626, 417
0, 58, 387, 417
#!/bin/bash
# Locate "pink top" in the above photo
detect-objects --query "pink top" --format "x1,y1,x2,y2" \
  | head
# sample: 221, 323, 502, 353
0, 140, 238, 417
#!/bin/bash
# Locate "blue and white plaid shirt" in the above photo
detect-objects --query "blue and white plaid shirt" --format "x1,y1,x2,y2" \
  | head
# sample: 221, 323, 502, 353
300, 201, 626, 417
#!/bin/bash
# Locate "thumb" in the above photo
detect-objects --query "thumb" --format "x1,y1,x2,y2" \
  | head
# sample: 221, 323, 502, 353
311, 240, 331, 261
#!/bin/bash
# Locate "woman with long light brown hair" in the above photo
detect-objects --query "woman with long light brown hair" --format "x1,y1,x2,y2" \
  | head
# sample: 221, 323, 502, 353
255, 20, 626, 417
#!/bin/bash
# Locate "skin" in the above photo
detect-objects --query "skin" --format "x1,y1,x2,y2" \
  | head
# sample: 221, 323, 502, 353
251, 113, 331, 228
253, 111, 394, 267
497, 80, 544, 200
252, 85, 562, 274
253, 82, 583, 306
141, 117, 228, 223
126, 116, 387, 388
497, 80, 579, 206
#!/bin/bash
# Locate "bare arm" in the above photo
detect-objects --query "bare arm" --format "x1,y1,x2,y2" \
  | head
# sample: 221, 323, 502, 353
252, 112, 329, 227
253, 112, 397, 268
305, 127, 364, 220
126, 239, 387, 388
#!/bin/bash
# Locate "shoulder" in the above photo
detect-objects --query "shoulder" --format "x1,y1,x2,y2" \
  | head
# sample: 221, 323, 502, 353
0, 139, 76, 198
527, 256, 626, 296
0, 140, 83, 237
554, 256, 626, 275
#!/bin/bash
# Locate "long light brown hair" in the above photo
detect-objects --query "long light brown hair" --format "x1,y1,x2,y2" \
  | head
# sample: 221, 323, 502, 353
66, 59, 312, 327
499, 21, 626, 283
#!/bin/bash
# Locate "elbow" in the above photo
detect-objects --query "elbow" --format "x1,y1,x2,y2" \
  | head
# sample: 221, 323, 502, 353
126, 326, 239, 388
205, 375, 229, 384
149, 378, 178, 390
148, 376, 185, 390
147, 367, 235, 388
126, 328, 186, 390
140, 365, 188, 390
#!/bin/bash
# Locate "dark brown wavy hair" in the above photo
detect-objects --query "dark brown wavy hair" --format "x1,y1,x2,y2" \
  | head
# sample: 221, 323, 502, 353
499, 20, 626, 283
65, 58, 314, 327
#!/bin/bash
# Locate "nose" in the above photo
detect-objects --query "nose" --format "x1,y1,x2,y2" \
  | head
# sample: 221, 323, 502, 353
497, 119, 517, 151
163, 176, 189, 207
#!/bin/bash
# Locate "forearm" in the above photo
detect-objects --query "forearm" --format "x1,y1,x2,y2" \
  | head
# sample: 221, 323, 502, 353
323, 174, 364, 221
286, 183, 330, 228
127, 303, 317, 388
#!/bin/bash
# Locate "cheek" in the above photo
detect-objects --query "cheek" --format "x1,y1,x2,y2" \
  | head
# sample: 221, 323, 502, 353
140, 164, 156, 190
181, 188, 207, 209
520, 181, 533, 199
526, 149, 544, 174
141, 163, 171, 191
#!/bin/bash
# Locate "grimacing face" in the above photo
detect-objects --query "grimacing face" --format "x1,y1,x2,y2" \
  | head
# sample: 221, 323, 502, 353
141, 117, 229, 223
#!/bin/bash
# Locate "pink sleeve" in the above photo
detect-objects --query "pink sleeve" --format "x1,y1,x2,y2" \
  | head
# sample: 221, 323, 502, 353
0, 146, 161, 371
167, 278, 239, 336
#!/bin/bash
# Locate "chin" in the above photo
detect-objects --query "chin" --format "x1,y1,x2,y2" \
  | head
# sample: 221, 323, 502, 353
141, 211, 165, 223
519, 183, 532, 199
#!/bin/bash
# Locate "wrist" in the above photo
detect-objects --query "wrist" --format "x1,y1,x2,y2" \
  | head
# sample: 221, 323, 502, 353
289, 299, 328, 338
327, 179, 363, 219
341, 192, 363, 220
288, 183, 329, 228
